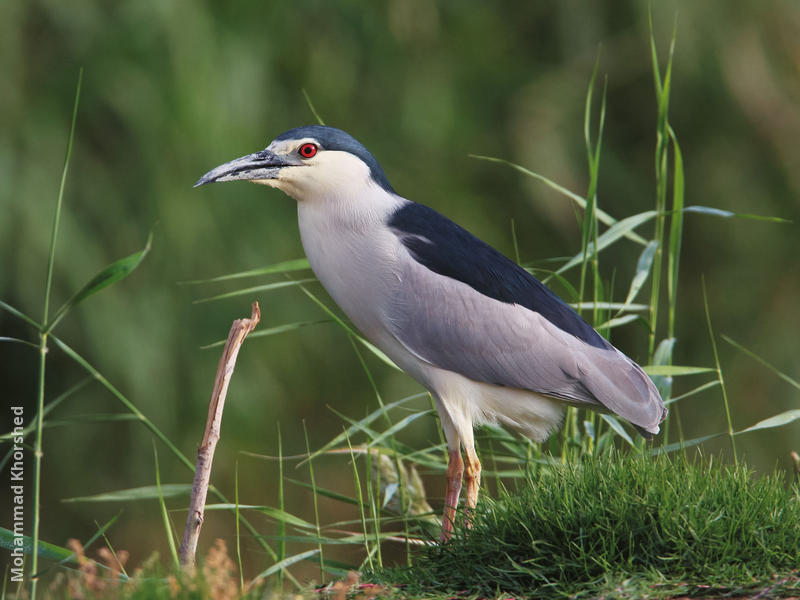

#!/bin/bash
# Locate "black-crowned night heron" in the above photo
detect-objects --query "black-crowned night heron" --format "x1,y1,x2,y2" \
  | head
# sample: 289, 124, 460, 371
195, 125, 666, 541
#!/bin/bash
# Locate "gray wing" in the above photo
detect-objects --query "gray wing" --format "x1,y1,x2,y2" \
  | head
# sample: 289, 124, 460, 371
386, 257, 666, 434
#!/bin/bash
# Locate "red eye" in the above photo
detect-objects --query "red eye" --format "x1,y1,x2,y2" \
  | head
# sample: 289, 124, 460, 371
299, 143, 318, 158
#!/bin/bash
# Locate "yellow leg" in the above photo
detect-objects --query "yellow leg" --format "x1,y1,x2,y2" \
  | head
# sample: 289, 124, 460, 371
440, 449, 464, 542
464, 446, 481, 528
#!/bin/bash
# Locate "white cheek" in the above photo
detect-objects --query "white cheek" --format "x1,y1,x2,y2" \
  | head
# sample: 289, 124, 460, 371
275, 152, 374, 201
251, 179, 281, 188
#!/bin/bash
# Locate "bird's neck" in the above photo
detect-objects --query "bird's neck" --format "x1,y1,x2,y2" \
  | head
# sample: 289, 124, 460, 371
295, 189, 409, 343
296, 185, 406, 236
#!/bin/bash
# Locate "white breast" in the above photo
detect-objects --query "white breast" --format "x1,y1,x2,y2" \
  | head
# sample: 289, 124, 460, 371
296, 190, 428, 373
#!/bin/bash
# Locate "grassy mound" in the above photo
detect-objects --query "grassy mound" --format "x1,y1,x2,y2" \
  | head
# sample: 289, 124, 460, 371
370, 455, 800, 598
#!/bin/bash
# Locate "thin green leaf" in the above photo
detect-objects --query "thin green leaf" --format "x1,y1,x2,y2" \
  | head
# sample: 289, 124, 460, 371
650, 338, 676, 399
0, 527, 76, 564
43, 68, 83, 325
192, 278, 316, 304
555, 211, 658, 276
469, 155, 647, 245
683, 205, 790, 223
666, 126, 685, 338
252, 549, 319, 583
200, 319, 329, 349
569, 302, 648, 312
0, 336, 39, 349
665, 380, 721, 405
286, 478, 362, 507
600, 415, 634, 446
62, 484, 192, 503
297, 283, 400, 371
652, 338, 676, 367
33, 512, 126, 580
0, 378, 92, 448
0, 300, 43, 331
367, 411, 432, 448
46, 232, 152, 332
648, 6, 663, 99
534, 268, 580, 302
302, 89, 326, 126
267, 532, 413, 546
624, 240, 659, 307
153, 444, 179, 568
204, 504, 317, 529
179, 258, 311, 284
721, 335, 800, 391
642, 365, 713, 376
735, 410, 800, 435
702, 277, 737, 462
594, 314, 639, 330
651, 433, 723, 456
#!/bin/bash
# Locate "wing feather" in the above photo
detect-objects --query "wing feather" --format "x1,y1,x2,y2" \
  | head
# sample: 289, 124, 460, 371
387, 249, 666, 434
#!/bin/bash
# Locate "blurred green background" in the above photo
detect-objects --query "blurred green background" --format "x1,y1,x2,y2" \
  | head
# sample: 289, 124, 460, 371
1, 0, 798, 580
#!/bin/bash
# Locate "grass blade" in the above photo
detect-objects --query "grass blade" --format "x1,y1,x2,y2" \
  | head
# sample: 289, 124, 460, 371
624, 240, 659, 308
286, 478, 362, 507
46, 232, 153, 333
600, 415, 634, 446
569, 302, 648, 312
0, 301, 42, 331
651, 433, 723, 456
32, 68, 83, 600
735, 410, 800, 435
721, 335, 800, 391
179, 258, 311, 284
62, 484, 192, 503
299, 394, 426, 465
200, 319, 329, 349
234, 460, 244, 593
683, 205, 790, 223
192, 278, 316, 304
302, 89, 326, 125
296, 282, 400, 371
303, 422, 325, 582
153, 444, 179, 568
666, 126, 685, 338
42, 68, 83, 326
594, 314, 639, 330
664, 380, 720, 405
0, 527, 78, 565
642, 365, 714, 376
702, 277, 737, 463
554, 211, 658, 277
0, 337, 39, 350
252, 549, 319, 583
469, 155, 647, 245
205, 505, 317, 529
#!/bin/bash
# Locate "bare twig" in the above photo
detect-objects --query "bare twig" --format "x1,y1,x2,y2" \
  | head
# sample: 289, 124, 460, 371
179, 302, 261, 568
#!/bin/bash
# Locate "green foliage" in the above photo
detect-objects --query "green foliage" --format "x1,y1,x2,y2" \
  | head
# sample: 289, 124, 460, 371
371, 454, 800, 598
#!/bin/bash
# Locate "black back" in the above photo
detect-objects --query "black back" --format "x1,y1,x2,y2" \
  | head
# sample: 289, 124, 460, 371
388, 202, 610, 349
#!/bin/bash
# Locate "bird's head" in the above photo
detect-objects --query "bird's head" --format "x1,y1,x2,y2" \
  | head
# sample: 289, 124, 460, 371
194, 125, 395, 201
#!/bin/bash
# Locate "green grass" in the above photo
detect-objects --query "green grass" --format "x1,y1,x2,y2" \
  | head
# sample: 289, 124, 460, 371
370, 454, 800, 598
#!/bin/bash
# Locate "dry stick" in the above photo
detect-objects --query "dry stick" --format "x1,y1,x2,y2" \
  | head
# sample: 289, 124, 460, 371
179, 302, 261, 568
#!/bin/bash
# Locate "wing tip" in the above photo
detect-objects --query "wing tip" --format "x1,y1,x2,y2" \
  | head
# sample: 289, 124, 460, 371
633, 403, 669, 439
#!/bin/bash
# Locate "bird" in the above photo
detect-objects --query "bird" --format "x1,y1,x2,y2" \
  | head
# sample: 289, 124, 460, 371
195, 125, 667, 541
